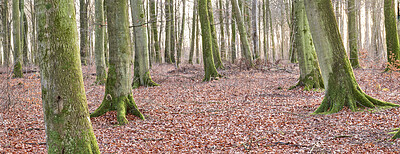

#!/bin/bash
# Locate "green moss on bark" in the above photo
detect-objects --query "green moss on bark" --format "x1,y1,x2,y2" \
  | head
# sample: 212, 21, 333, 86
384, 0, 400, 69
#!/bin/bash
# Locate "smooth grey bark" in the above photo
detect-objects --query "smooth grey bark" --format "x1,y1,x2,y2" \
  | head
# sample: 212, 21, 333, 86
80, 0, 89, 65
176, 0, 186, 68
252, 0, 259, 59
13, 0, 23, 78
348, 0, 360, 68
189, 0, 197, 64
36, 0, 100, 152
95, 0, 107, 85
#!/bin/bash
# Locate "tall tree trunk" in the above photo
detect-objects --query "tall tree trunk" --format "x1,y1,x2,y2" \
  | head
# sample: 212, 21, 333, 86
290, 0, 323, 91
263, 0, 270, 62
150, 0, 161, 63
95, 0, 107, 85
304, 0, 398, 114
165, 0, 171, 63
20, 0, 28, 65
189, 0, 197, 64
176, 0, 186, 68
219, 0, 226, 60
13, 0, 23, 78
1, 0, 9, 66
231, 15, 237, 63
199, 0, 221, 81
131, 0, 159, 88
170, 0, 176, 63
91, 0, 145, 125
196, 13, 200, 64
384, 0, 400, 69
36, 0, 100, 152
207, 0, 224, 69
80, 0, 89, 65
252, 0, 259, 59
348, 0, 360, 68
231, 0, 254, 66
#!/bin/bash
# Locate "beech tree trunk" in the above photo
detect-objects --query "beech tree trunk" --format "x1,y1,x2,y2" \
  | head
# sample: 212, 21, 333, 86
36, 0, 100, 152
176, 0, 186, 68
170, 0, 176, 63
348, 0, 360, 68
131, 0, 159, 88
219, 0, 226, 61
189, 0, 197, 64
304, 0, 399, 114
384, 0, 400, 69
231, 0, 253, 66
165, 0, 171, 63
199, 0, 221, 81
252, 0, 259, 59
91, 0, 145, 125
291, 0, 323, 91
150, 0, 161, 63
13, 0, 23, 78
207, 0, 224, 69
2, 0, 9, 66
80, 0, 89, 65
95, 0, 107, 85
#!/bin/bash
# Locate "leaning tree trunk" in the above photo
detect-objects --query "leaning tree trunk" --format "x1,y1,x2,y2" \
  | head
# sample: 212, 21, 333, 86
231, 0, 253, 67
176, 0, 186, 68
304, 0, 399, 114
36, 0, 100, 152
131, 0, 159, 88
199, 0, 221, 81
91, 0, 145, 125
95, 0, 107, 85
80, 0, 89, 65
207, 0, 224, 69
188, 0, 197, 64
384, 0, 400, 69
348, 0, 360, 68
13, 0, 23, 78
290, 0, 323, 91
150, 0, 161, 63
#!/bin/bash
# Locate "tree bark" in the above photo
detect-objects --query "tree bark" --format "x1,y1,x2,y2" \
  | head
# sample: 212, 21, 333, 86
150, 0, 161, 63
189, 0, 197, 64
384, 0, 400, 69
199, 0, 221, 81
13, 0, 23, 78
252, 0, 259, 59
1, 0, 9, 66
176, 0, 186, 68
36, 0, 100, 152
164, 0, 171, 63
290, 0, 323, 91
219, 0, 226, 61
131, 0, 159, 88
348, 0, 360, 68
231, 0, 253, 67
304, 0, 399, 114
80, 0, 89, 65
95, 0, 107, 85
207, 0, 224, 69
170, 0, 176, 63
91, 0, 145, 125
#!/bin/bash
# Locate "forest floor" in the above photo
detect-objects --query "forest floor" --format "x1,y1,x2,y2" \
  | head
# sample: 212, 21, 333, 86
1, 62, 400, 153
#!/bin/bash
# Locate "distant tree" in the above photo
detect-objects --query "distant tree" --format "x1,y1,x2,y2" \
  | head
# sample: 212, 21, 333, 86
290, 0, 323, 91
348, 0, 360, 68
231, 0, 253, 66
176, 0, 186, 68
80, 0, 89, 65
188, 0, 197, 64
219, 0, 226, 60
91, 0, 145, 125
13, 0, 23, 78
252, 0, 259, 59
304, 0, 399, 114
199, 0, 221, 81
1, 0, 9, 66
36, 0, 100, 152
170, 0, 176, 63
384, 0, 400, 69
165, 0, 171, 63
150, 0, 161, 63
95, 0, 107, 85
130, 0, 159, 88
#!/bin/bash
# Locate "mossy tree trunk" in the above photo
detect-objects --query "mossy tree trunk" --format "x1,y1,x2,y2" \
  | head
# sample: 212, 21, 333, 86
176, 0, 186, 68
36, 0, 100, 153
150, 0, 161, 63
231, 17, 237, 63
304, 0, 399, 114
348, 0, 360, 68
80, 0, 89, 65
170, 0, 176, 63
130, 0, 159, 88
2, 0, 9, 66
219, 0, 226, 61
188, 0, 197, 64
291, 0, 323, 91
231, 0, 254, 67
13, 0, 23, 78
207, 0, 224, 69
164, 0, 171, 63
91, 0, 145, 125
252, 0, 259, 59
384, 0, 400, 69
199, 0, 221, 81
94, 0, 107, 85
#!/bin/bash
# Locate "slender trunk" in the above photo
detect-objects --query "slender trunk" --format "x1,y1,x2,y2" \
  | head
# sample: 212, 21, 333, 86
170, 0, 176, 63
13, 0, 23, 77
36, 0, 100, 152
231, 17, 237, 63
150, 0, 161, 63
2, 0, 9, 66
232, 0, 254, 67
207, 0, 224, 69
80, 0, 89, 65
195, 13, 200, 64
199, 0, 221, 81
176, 0, 186, 67
165, 0, 171, 63
189, 0, 197, 64
252, 0, 259, 59
95, 0, 107, 85
219, 0, 226, 60
348, 0, 360, 68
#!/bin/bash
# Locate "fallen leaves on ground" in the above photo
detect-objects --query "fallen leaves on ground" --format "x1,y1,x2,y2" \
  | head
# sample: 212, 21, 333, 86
1, 63, 400, 153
